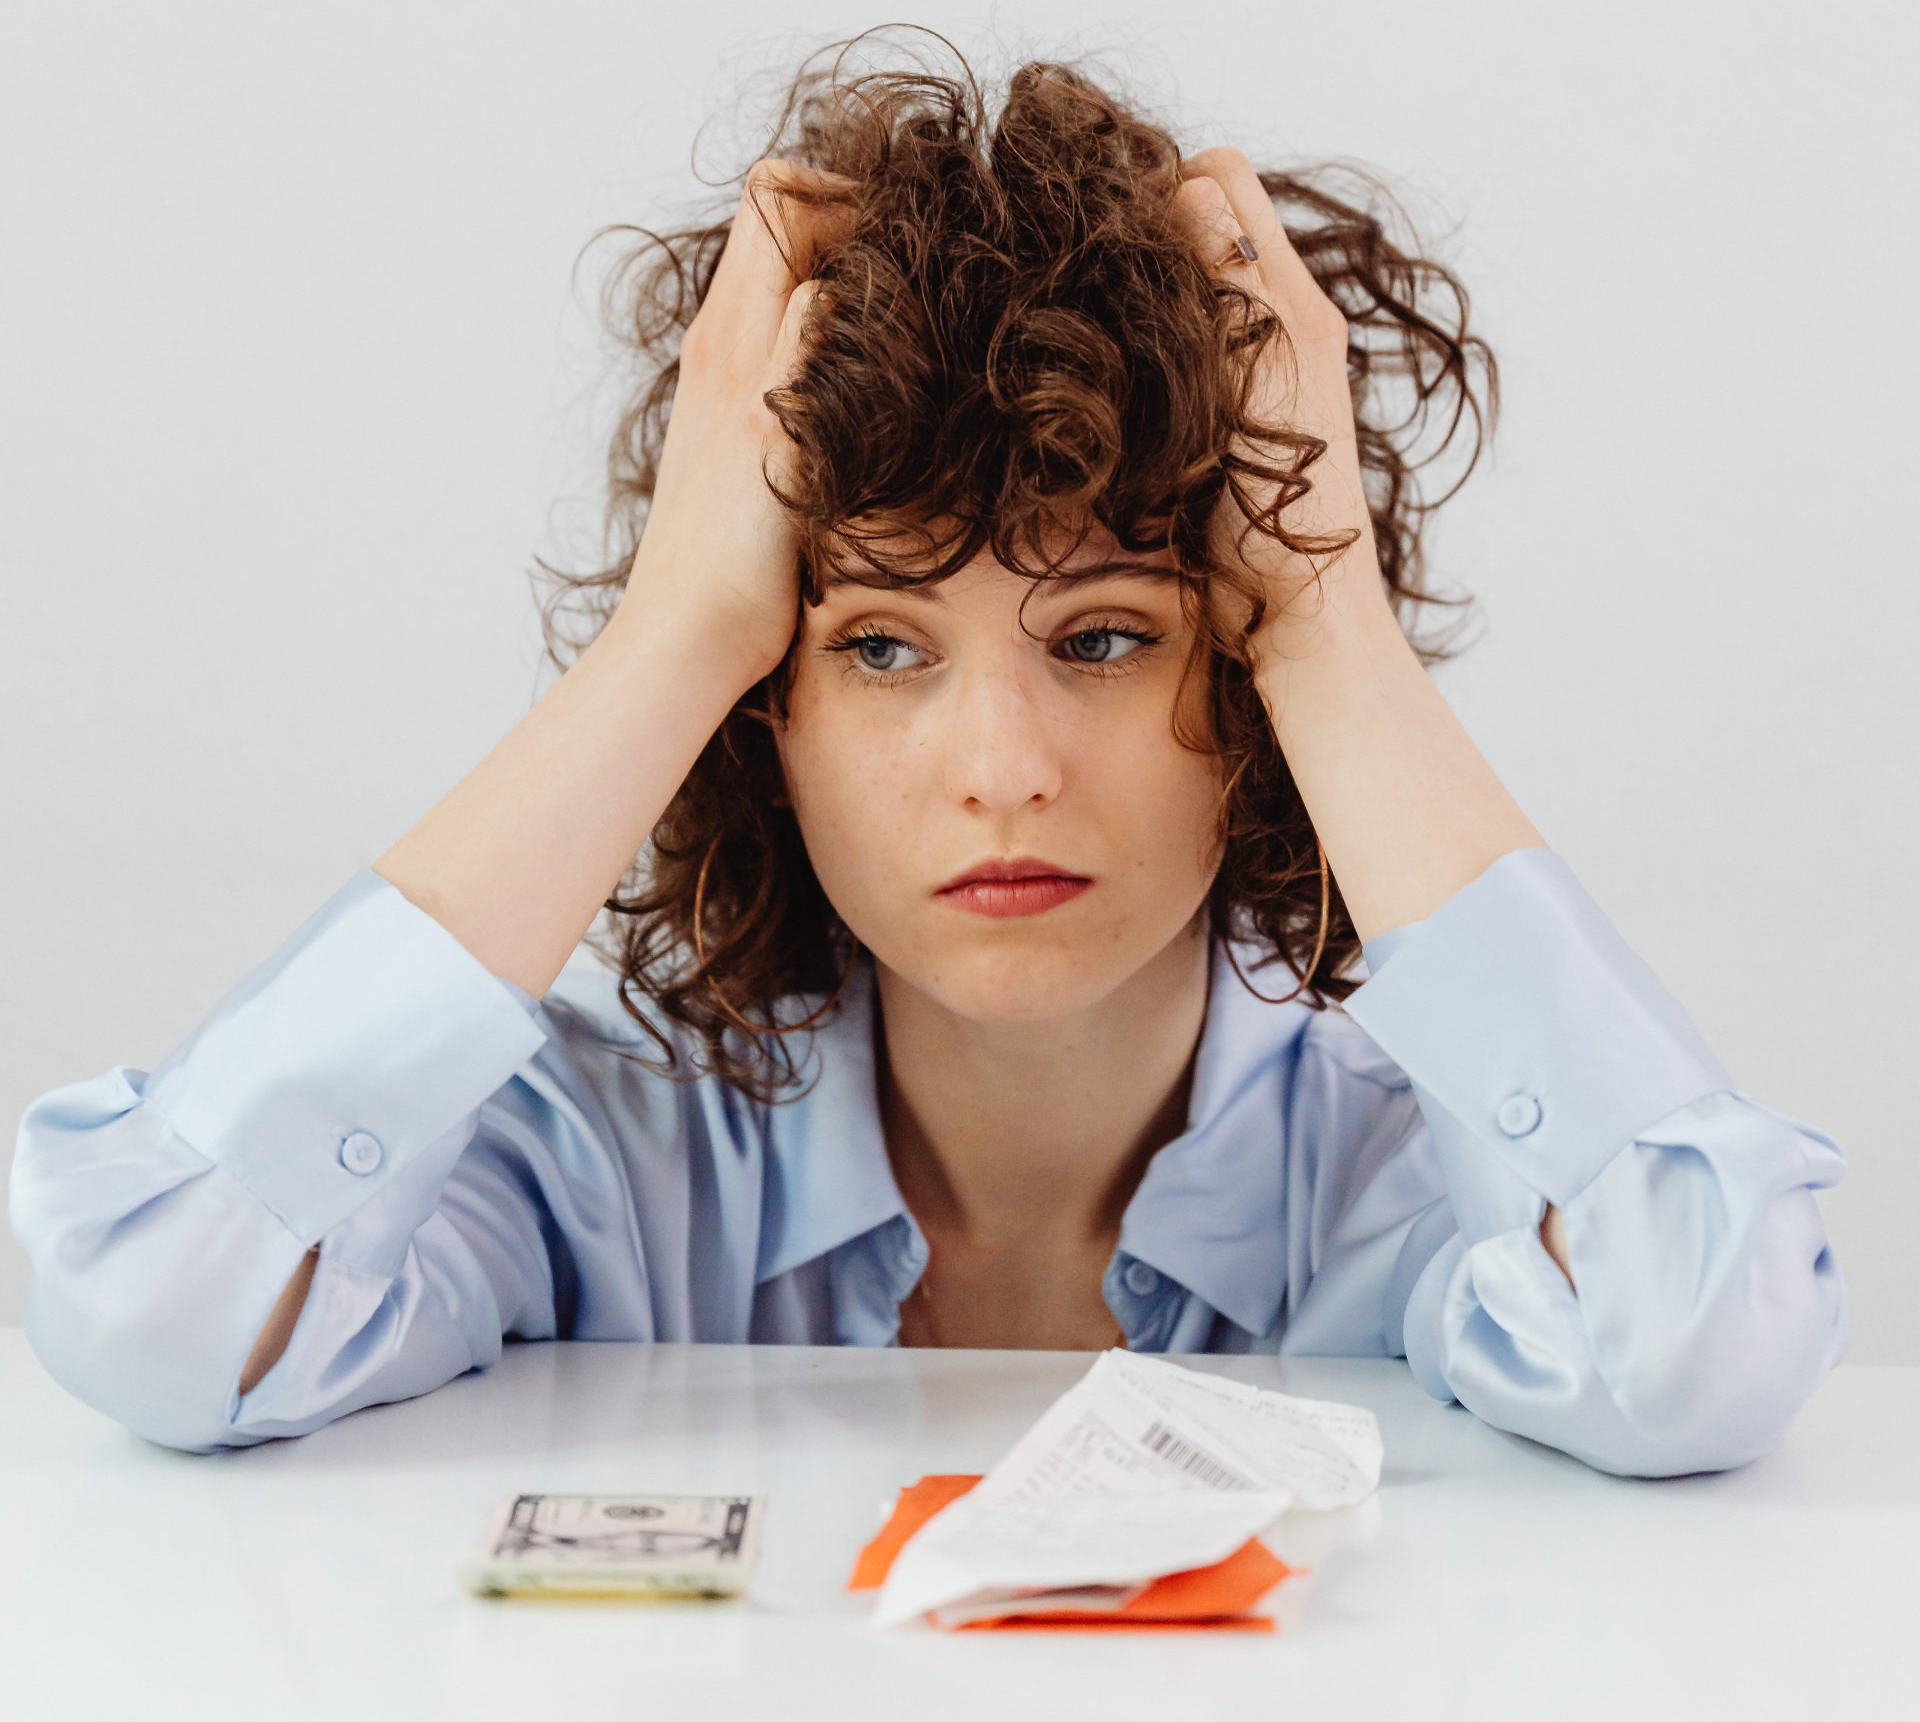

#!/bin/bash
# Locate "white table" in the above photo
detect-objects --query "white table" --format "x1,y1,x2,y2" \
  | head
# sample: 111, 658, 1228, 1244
0, 1331, 1911, 1721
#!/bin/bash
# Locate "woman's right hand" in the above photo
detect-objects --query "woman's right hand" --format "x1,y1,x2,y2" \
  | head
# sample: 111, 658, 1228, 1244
616, 156, 857, 687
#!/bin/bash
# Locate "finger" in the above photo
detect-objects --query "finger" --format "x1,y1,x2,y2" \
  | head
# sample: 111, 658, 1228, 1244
1178, 146, 1326, 326
710, 157, 859, 328
1172, 175, 1302, 404
762, 279, 828, 495
1171, 174, 1267, 295
769, 277, 829, 385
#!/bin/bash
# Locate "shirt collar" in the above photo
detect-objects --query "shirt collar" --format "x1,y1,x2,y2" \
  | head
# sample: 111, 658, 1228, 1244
756, 936, 1313, 1338
1115, 934, 1313, 1337
755, 950, 901, 1285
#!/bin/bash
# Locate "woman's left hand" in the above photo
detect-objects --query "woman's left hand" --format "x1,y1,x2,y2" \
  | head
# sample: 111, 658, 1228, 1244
1172, 148, 1386, 656
1170, 148, 1548, 957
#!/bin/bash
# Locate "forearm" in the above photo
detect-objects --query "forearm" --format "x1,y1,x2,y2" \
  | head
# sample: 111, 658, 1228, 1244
1172, 152, 1833, 1439
248, 598, 743, 1393
1252, 577, 1569, 1276
372, 592, 756, 999
1250, 578, 1548, 947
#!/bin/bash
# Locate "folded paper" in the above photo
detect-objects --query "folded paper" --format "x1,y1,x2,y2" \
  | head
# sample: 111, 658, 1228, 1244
848, 1352, 1381, 1630
849, 1474, 1298, 1631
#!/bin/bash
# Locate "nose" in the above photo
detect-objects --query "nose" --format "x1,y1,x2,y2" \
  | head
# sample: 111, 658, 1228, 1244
937, 655, 1069, 812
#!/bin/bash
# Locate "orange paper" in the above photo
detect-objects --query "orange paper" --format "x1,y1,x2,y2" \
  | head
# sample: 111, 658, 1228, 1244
847, 1473, 1303, 1632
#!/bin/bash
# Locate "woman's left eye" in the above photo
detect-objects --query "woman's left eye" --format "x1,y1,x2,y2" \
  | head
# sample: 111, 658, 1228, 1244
1059, 627, 1146, 667
826, 624, 1161, 682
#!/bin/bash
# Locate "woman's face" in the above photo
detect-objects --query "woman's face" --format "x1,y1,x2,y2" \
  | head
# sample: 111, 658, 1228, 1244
772, 526, 1229, 1022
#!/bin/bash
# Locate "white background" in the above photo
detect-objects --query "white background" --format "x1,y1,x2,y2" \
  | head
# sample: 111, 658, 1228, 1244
3, 2, 1914, 1358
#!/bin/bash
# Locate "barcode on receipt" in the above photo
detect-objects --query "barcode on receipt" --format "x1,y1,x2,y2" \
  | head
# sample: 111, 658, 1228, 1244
1137, 1420, 1256, 1489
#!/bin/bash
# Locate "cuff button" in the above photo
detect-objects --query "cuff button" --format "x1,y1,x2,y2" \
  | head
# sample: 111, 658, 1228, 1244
1496, 1094, 1543, 1138
339, 1131, 384, 1175
1122, 1260, 1161, 1297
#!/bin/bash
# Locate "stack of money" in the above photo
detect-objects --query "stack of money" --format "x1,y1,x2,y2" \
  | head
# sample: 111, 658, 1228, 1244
460, 1492, 766, 1601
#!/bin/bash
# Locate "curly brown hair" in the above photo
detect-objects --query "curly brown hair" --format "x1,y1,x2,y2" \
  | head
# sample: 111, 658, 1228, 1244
531, 25, 1499, 1106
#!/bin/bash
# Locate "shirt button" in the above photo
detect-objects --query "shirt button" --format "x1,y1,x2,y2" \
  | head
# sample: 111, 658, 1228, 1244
1122, 1260, 1161, 1297
338, 1131, 384, 1175
1496, 1094, 1543, 1138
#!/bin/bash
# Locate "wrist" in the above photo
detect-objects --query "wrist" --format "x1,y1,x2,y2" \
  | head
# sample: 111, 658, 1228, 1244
603, 586, 784, 702
1246, 566, 1407, 695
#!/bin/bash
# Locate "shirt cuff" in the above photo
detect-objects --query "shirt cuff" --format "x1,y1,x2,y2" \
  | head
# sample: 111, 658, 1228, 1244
1342, 846, 1735, 1215
142, 868, 550, 1242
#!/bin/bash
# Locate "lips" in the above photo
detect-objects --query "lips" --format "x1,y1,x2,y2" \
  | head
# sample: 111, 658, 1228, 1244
935, 855, 1091, 893
936, 874, 1094, 919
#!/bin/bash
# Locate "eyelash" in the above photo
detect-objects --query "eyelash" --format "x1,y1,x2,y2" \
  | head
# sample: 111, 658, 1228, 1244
822, 618, 1167, 686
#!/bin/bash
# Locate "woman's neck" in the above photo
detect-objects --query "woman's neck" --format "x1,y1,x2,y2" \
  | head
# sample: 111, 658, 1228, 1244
871, 920, 1212, 1261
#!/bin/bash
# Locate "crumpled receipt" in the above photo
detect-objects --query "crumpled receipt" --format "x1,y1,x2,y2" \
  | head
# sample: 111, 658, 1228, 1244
870, 1348, 1384, 1629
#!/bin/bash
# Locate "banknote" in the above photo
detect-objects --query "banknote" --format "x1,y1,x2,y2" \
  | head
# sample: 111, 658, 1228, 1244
460, 1492, 765, 1600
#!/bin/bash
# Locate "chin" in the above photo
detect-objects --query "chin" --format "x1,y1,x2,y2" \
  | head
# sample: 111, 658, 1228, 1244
901, 925, 1152, 1022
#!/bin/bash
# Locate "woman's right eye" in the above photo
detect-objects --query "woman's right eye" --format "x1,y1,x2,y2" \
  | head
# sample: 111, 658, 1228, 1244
849, 632, 920, 673
823, 628, 926, 680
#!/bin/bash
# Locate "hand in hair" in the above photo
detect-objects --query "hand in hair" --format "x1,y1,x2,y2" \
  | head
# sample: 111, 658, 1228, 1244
1176, 151, 1564, 1288
619, 156, 858, 686
1173, 146, 1379, 660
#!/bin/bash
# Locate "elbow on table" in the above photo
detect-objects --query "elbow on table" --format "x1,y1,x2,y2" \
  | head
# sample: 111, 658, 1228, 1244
23, 1278, 267, 1455
1412, 1220, 1852, 1479
1571, 1258, 1852, 1480
1575, 1390, 1826, 1481
11, 1069, 344, 1454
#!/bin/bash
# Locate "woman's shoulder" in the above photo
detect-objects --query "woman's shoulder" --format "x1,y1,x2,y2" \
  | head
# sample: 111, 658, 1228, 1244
1301, 1003, 1414, 1093
532, 955, 680, 1050
533, 957, 811, 1080
497, 957, 775, 1152
1210, 934, 1413, 1098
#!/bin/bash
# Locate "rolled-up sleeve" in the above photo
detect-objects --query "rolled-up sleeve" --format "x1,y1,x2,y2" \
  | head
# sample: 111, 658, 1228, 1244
9, 869, 554, 1453
1343, 845, 1849, 1478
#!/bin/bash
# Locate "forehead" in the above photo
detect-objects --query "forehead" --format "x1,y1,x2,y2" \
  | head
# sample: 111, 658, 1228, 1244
816, 515, 1184, 600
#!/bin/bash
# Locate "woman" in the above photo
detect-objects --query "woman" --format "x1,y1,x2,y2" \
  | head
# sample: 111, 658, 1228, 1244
9, 38, 1847, 1470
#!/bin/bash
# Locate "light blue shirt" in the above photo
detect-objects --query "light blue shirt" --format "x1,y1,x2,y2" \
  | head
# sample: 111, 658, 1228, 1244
9, 847, 1848, 1473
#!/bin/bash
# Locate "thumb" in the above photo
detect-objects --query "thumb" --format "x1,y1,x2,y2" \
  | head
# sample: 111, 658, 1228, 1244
769, 277, 831, 390
761, 279, 829, 495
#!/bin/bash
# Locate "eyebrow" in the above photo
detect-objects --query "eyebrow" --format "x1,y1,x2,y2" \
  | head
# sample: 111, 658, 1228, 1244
821, 563, 1184, 597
